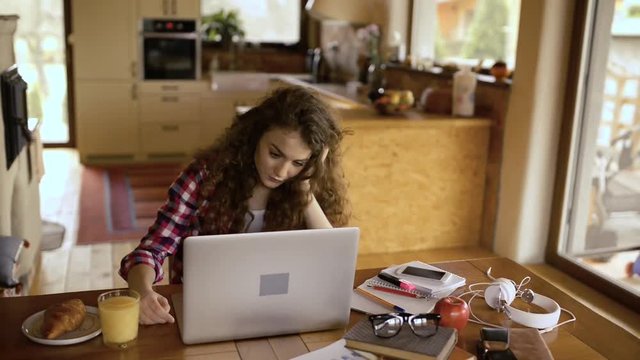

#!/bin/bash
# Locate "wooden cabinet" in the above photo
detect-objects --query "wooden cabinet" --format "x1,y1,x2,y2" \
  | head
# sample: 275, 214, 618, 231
71, 0, 139, 163
138, 0, 200, 18
199, 91, 264, 148
139, 95, 200, 124
71, 0, 137, 80
75, 83, 139, 162
140, 122, 200, 158
138, 81, 207, 158
71, 0, 205, 164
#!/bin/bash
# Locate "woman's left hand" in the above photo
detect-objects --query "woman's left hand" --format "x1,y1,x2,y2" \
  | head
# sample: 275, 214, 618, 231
301, 147, 329, 193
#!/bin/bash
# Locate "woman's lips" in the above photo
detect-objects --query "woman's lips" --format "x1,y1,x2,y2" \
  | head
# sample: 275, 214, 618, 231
268, 176, 283, 184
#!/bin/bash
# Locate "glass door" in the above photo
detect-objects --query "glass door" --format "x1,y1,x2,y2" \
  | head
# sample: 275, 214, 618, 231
555, 0, 640, 306
3, 0, 70, 145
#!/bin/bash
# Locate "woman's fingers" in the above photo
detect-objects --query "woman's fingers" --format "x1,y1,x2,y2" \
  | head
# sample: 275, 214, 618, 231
157, 294, 172, 312
320, 147, 329, 162
139, 292, 174, 324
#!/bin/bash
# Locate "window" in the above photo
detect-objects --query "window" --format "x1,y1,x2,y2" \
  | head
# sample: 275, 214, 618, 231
411, 0, 520, 69
4, 0, 70, 145
201, 0, 301, 45
552, 0, 640, 307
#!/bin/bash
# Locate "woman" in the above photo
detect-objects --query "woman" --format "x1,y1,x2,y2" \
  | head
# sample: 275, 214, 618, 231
119, 85, 351, 325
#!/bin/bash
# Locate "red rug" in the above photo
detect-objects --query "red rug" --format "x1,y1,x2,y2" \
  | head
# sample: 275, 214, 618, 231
77, 164, 183, 245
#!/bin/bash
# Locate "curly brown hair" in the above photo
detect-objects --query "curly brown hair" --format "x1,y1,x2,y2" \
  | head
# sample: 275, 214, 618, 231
190, 85, 351, 234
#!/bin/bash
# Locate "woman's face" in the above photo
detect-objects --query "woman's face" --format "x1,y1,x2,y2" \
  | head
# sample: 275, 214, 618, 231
254, 127, 312, 189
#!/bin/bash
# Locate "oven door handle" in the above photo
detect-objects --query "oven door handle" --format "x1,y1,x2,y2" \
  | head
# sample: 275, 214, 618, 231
142, 33, 199, 40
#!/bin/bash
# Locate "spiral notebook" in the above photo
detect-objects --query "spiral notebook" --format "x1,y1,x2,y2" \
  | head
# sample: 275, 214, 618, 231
352, 278, 449, 314
364, 277, 433, 298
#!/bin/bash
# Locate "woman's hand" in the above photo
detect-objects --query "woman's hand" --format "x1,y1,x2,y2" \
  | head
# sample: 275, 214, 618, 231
138, 288, 175, 325
301, 147, 329, 195
302, 147, 333, 228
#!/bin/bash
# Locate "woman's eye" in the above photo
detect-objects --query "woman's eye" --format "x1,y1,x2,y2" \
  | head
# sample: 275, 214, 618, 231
269, 152, 280, 159
293, 161, 305, 167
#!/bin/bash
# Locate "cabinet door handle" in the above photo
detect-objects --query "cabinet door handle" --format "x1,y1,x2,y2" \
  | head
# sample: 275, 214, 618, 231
131, 83, 137, 100
163, 0, 169, 15
171, 0, 177, 15
161, 96, 179, 102
162, 125, 179, 132
161, 85, 179, 91
130, 61, 137, 78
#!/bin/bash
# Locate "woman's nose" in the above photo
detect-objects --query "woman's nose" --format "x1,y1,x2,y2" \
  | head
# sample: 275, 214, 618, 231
275, 162, 289, 178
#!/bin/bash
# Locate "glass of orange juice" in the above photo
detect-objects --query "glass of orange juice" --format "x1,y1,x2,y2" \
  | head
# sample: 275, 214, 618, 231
97, 289, 140, 349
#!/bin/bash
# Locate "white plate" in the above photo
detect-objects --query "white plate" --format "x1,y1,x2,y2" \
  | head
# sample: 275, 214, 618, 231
21, 306, 102, 346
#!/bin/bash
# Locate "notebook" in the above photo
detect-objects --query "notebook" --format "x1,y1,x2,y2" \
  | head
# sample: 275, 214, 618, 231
172, 227, 360, 344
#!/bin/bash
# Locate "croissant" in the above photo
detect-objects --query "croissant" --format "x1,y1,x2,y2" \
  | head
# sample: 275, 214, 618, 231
41, 299, 87, 339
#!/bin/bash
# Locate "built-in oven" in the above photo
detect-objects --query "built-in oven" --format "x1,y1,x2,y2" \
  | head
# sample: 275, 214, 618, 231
141, 19, 201, 80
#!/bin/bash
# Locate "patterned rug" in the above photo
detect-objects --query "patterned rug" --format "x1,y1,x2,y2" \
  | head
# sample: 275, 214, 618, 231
76, 163, 183, 245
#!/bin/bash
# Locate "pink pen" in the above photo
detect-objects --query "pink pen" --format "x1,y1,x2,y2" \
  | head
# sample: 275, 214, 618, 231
378, 272, 417, 291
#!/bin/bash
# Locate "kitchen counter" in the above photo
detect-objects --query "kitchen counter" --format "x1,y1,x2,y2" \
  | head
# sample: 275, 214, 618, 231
340, 114, 491, 254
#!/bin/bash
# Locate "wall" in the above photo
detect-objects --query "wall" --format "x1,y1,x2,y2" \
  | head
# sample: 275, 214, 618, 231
202, 46, 306, 73
493, 0, 576, 263
0, 15, 42, 293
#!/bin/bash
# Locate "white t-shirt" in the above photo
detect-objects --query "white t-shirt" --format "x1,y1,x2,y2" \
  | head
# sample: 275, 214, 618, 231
244, 209, 265, 233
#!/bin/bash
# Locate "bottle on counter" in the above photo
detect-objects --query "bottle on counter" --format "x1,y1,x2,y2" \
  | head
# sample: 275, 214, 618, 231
452, 66, 477, 117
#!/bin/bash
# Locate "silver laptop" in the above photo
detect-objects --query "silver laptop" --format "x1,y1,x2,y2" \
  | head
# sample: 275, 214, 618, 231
172, 227, 360, 344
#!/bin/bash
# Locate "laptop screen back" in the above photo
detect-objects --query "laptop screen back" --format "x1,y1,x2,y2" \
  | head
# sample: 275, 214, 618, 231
174, 227, 360, 344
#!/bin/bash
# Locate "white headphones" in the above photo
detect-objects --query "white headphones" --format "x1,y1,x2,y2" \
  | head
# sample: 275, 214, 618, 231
484, 278, 561, 329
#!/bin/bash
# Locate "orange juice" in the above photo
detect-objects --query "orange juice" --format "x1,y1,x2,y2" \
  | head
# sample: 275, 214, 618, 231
98, 290, 140, 349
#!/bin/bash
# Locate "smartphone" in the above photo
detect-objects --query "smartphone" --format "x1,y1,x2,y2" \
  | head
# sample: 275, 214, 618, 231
400, 266, 450, 283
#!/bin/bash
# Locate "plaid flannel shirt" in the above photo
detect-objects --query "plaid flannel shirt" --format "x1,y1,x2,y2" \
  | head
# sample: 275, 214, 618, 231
119, 165, 205, 284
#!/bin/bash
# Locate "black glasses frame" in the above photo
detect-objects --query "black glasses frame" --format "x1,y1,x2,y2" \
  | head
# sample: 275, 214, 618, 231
368, 312, 441, 338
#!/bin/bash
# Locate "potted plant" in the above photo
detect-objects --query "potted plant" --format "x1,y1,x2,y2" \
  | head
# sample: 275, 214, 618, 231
201, 9, 245, 49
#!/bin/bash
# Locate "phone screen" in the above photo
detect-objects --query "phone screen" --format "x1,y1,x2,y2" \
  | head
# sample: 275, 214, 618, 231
401, 266, 447, 280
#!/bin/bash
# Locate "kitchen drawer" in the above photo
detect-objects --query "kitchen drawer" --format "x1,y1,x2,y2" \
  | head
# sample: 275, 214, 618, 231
140, 122, 200, 155
139, 95, 200, 123
137, 81, 208, 93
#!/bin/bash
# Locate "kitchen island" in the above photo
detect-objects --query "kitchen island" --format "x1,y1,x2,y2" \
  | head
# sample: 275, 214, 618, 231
340, 111, 491, 253
274, 76, 492, 254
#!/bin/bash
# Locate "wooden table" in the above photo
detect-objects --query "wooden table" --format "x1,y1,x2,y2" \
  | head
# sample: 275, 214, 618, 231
0, 257, 618, 359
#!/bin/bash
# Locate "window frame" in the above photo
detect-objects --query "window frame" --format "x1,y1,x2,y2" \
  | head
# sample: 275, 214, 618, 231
546, 0, 640, 310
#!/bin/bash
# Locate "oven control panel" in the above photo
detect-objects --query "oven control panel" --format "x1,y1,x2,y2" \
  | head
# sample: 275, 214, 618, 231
142, 19, 196, 33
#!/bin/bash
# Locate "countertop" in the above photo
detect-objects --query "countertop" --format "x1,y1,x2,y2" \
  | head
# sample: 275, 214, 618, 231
274, 75, 492, 127
205, 72, 492, 127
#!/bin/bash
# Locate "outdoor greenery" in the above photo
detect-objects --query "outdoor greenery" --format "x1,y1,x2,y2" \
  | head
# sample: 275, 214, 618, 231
201, 9, 245, 46
461, 0, 510, 61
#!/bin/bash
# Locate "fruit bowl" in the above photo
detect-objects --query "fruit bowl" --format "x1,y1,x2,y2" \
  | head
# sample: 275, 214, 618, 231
373, 89, 415, 115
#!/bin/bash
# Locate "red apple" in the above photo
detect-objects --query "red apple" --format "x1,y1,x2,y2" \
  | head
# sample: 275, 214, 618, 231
433, 296, 470, 331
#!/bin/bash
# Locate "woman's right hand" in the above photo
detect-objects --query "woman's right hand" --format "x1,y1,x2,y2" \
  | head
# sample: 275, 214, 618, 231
138, 288, 175, 325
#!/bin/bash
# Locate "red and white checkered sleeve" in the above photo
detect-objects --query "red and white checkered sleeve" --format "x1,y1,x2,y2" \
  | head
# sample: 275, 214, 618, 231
119, 167, 203, 283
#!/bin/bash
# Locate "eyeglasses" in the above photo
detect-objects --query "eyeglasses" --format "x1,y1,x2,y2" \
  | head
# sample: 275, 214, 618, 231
369, 312, 441, 338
